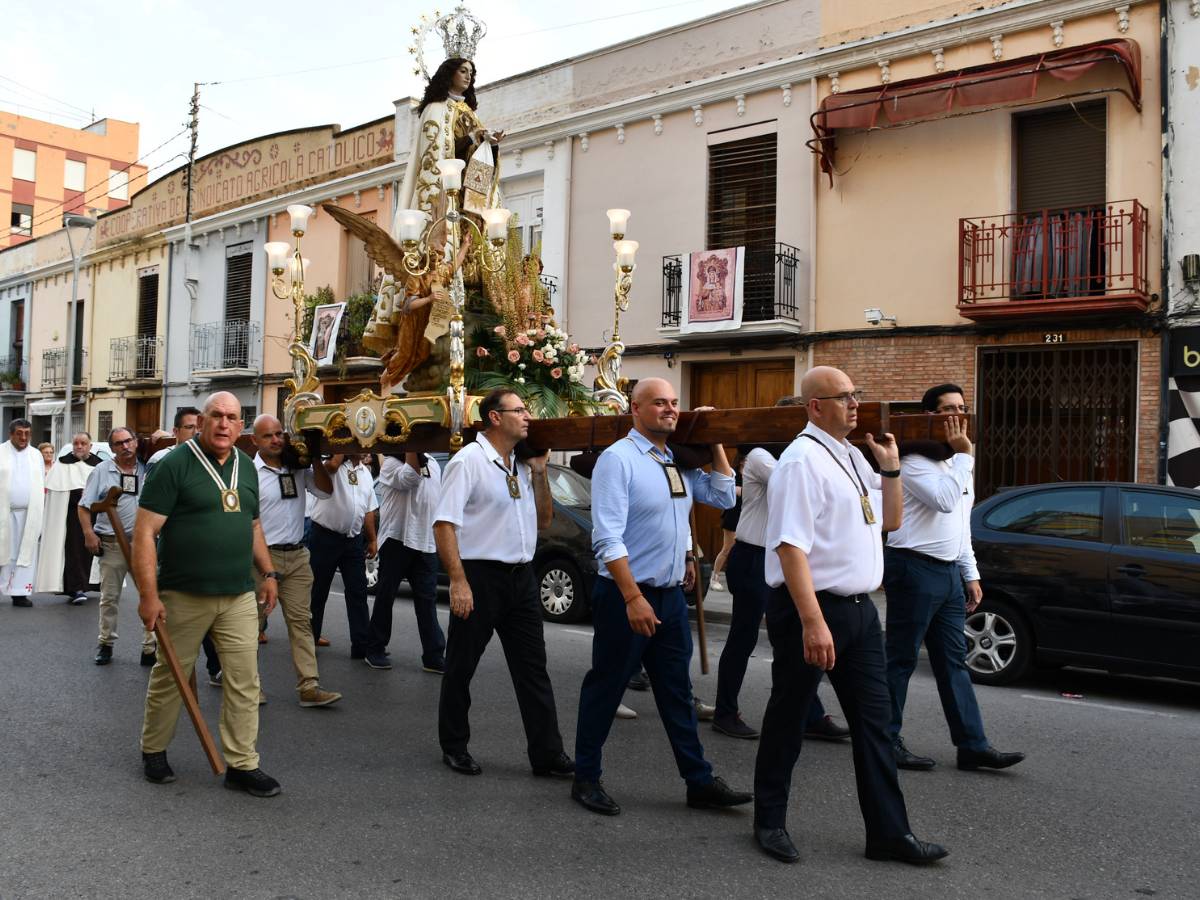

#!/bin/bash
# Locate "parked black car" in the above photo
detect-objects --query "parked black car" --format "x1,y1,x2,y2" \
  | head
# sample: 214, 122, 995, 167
966, 482, 1200, 685
366, 460, 598, 624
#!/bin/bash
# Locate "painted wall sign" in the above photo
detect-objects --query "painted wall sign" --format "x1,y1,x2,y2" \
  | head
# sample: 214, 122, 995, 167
1169, 326, 1200, 377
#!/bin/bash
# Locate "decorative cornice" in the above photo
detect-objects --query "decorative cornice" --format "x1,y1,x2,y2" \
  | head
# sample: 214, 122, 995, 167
1050, 20, 1065, 47
878, 59, 892, 83
1116, 5, 1130, 32
990, 33, 1004, 60
932, 48, 945, 72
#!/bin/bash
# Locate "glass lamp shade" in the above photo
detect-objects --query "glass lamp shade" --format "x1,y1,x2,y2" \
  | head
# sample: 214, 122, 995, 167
287, 204, 314, 235
395, 209, 429, 242
437, 158, 466, 191
264, 242, 291, 272
289, 256, 310, 282
480, 207, 512, 241
606, 208, 631, 238
614, 240, 639, 268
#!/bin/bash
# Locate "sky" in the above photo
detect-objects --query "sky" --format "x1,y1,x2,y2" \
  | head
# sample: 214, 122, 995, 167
1, 0, 749, 181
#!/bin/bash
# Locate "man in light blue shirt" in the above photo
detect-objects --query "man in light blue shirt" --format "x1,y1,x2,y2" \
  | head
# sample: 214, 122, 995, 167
572, 377, 751, 816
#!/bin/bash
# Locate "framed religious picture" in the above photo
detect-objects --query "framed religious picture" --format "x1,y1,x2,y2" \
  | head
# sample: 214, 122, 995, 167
680, 247, 745, 335
120, 473, 138, 495
309, 302, 347, 367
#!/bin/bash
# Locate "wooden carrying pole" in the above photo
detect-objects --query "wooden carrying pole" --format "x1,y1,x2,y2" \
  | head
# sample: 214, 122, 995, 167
688, 507, 709, 675
91, 486, 225, 775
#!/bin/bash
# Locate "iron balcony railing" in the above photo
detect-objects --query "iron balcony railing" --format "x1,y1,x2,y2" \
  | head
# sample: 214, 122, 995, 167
109, 334, 164, 383
190, 320, 261, 373
662, 242, 800, 328
539, 274, 559, 303
958, 200, 1150, 306
42, 347, 87, 389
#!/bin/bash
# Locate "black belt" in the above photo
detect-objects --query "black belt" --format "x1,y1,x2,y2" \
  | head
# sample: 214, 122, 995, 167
887, 545, 955, 568
734, 540, 765, 551
815, 589, 868, 603
464, 559, 532, 572
269, 542, 305, 552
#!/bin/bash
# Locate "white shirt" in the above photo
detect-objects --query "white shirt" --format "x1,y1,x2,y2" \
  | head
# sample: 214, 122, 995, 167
735, 447, 776, 548
377, 455, 441, 554
434, 432, 537, 564
9, 445, 33, 509
886, 452, 980, 582
309, 461, 377, 537
765, 423, 884, 595
254, 454, 331, 546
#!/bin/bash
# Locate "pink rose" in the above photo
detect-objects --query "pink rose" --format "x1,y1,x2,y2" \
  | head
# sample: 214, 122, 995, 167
535, 329, 546, 340
507, 350, 521, 363
493, 325, 507, 336
550, 367, 563, 379
532, 349, 545, 362
475, 346, 489, 358
568, 343, 579, 353
515, 333, 530, 346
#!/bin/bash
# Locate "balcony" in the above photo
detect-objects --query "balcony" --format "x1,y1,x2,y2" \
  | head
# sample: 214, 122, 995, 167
958, 201, 1150, 321
41, 348, 87, 390
659, 243, 803, 340
190, 320, 261, 378
0, 355, 25, 392
110, 334, 164, 384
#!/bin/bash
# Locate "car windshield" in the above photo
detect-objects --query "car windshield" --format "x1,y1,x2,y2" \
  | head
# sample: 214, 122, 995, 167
548, 465, 591, 508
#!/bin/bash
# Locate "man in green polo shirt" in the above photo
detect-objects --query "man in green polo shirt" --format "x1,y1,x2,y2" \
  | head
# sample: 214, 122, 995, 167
134, 390, 282, 797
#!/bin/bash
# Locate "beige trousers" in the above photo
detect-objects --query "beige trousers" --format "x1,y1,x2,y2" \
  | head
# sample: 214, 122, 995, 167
254, 547, 320, 695
141, 589, 260, 769
97, 534, 156, 653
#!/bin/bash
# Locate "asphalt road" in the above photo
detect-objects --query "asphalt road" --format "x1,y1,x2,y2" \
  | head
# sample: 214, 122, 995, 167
1, 581, 1198, 900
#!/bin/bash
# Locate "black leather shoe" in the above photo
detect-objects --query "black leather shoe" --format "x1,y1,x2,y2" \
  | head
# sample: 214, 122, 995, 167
224, 766, 281, 797
957, 746, 1025, 771
142, 751, 176, 784
571, 780, 620, 816
804, 714, 851, 742
865, 833, 949, 864
893, 738, 936, 771
686, 775, 753, 810
95, 644, 113, 666
712, 715, 759, 740
627, 670, 650, 692
442, 751, 482, 776
140, 651, 157, 667
755, 826, 801, 864
11, 596, 32, 608
532, 751, 576, 778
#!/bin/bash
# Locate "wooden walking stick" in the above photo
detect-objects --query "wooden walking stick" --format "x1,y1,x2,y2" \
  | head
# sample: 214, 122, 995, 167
688, 507, 710, 676
91, 486, 226, 775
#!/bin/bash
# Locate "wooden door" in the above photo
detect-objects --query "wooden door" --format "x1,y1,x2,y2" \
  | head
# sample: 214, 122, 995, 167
688, 359, 795, 560
126, 397, 161, 437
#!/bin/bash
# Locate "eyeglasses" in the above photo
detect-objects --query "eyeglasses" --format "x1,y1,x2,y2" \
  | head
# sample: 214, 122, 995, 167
111, 437, 137, 447
496, 407, 529, 416
937, 404, 970, 414
814, 390, 865, 405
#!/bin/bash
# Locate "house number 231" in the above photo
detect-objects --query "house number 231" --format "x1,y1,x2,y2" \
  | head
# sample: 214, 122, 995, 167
1043, 333, 1066, 344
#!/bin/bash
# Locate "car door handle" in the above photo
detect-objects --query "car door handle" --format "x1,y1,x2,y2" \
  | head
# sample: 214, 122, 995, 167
1117, 563, 1145, 577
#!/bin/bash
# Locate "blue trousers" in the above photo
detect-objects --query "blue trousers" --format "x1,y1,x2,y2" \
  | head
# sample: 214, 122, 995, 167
307, 523, 371, 656
367, 539, 445, 665
718, 541, 827, 727
882, 547, 988, 751
575, 578, 713, 787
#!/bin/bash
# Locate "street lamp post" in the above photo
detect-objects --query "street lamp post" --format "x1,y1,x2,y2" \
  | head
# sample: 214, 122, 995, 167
63, 215, 96, 444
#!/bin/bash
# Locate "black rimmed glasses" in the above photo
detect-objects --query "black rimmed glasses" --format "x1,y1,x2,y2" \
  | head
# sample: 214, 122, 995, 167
497, 407, 530, 416
815, 390, 865, 405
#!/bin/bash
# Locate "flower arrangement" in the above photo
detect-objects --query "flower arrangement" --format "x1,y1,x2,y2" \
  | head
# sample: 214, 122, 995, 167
470, 317, 598, 418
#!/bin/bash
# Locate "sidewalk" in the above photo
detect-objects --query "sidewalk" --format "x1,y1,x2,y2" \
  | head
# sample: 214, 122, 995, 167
693, 582, 888, 629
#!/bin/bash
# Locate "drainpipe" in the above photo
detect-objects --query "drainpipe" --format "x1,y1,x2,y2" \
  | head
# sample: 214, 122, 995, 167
1157, 0, 1171, 484
162, 240, 173, 430
806, 77, 819, 376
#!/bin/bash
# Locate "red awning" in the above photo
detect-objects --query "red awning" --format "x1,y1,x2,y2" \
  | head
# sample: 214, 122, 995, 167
810, 38, 1142, 179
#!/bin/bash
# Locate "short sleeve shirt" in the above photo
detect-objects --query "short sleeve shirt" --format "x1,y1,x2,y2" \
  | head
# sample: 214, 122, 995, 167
139, 439, 260, 595
80, 458, 147, 535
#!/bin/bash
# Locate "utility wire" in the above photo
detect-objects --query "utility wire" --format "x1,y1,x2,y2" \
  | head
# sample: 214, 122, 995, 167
0, 74, 95, 117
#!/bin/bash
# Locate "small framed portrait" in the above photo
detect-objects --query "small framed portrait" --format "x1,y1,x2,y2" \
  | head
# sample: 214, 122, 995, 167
120, 474, 139, 496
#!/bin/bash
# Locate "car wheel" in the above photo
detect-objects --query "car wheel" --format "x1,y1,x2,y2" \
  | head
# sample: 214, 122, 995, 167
964, 598, 1032, 686
537, 558, 588, 623
365, 554, 379, 595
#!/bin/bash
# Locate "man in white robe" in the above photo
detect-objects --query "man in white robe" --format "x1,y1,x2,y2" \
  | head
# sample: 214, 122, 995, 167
0, 419, 45, 607
35, 432, 102, 603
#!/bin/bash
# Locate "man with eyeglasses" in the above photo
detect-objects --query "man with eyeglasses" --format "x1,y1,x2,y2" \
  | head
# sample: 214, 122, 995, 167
146, 407, 201, 474
80, 427, 155, 666
883, 383, 1024, 774
753, 366, 947, 866
433, 388, 573, 779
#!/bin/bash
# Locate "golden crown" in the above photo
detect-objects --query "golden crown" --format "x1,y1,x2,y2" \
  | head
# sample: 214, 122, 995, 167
408, 5, 487, 80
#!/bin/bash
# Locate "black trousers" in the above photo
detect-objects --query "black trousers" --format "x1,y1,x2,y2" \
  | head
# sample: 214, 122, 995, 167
438, 560, 564, 767
753, 586, 911, 841
367, 539, 445, 664
307, 522, 371, 655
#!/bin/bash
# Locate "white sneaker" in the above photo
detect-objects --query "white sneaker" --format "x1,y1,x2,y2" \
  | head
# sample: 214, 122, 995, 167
615, 703, 638, 720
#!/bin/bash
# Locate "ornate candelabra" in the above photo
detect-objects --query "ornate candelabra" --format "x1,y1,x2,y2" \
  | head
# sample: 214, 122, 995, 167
393, 159, 512, 447
593, 208, 639, 412
264, 205, 321, 437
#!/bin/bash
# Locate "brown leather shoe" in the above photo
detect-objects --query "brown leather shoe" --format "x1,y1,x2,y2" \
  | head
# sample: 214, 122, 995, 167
316, 637, 330, 647
299, 686, 342, 708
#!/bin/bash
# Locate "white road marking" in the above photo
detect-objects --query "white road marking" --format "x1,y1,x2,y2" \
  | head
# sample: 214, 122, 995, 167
561, 628, 593, 637
1019, 694, 1179, 719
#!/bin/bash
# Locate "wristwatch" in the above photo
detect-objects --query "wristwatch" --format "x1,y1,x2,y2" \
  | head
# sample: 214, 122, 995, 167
879, 469, 901, 478
263, 571, 280, 581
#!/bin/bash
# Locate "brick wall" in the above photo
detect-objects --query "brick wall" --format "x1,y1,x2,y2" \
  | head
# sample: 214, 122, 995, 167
812, 326, 1162, 484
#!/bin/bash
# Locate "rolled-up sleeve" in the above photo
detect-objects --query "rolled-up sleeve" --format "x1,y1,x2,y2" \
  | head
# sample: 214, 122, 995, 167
433, 456, 471, 529
692, 469, 736, 510
766, 458, 821, 556
591, 450, 631, 564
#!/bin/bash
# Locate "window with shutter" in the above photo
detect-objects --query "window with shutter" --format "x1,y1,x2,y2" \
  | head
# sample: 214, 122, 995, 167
707, 133, 777, 319
224, 244, 253, 321
1016, 101, 1106, 213
98, 411, 113, 442
137, 268, 159, 337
